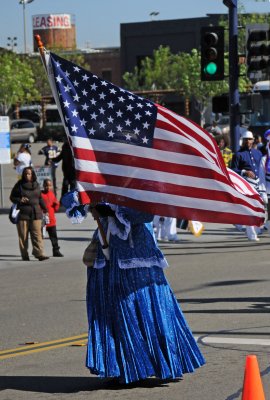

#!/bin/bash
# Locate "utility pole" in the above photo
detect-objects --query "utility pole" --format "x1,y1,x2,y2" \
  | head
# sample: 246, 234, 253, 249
223, 0, 240, 153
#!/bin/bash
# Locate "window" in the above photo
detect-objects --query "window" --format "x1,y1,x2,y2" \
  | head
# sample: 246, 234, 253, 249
18, 120, 35, 129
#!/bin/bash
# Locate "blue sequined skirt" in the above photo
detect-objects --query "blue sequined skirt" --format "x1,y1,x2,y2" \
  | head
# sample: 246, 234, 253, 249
86, 260, 205, 384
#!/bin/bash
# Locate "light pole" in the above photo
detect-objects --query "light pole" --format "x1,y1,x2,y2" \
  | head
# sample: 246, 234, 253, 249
7, 36, 18, 52
19, 0, 34, 53
223, 0, 240, 153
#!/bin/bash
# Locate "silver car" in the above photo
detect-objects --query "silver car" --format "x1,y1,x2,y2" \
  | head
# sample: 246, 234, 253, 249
10, 119, 37, 143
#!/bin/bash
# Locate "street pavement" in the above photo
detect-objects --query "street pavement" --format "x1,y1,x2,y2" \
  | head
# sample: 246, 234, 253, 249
0, 207, 270, 400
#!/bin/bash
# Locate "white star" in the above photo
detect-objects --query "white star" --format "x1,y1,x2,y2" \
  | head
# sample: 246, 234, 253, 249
110, 88, 116, 94
134, 128, 140, 135
73, 80, 79, 87
125, 119, 131, 126
71, 124, 78, 132
126, 133, 131, 141
143, 122, 150, 129
118, 96, 125, 102
82, 89, 88, 96
56, 61, 61, 68
146, 102, 153, 107
73, 94, 80, 102
135, 113, 142, 120
64, 116, 70, 123
116, 110, 123, 117
127, 104, 134, 111
88, 128, 95, 135
128, 95, 135, 101
137, 103, 143, 108
90, 98, 97, 105
120, 88, 125, 93
90, 112, 97, 120
108, 116, 114, 123
99, 92, 106, 100
99, 122, 106, 129
63, 100, 70, 108
99, 107, 105, 114
80, 118, 87, 126
145, 110, 152, 116
64, 70, 70, 78
142, 136, 149, 144
91, 83, 97, 91
108, 130, 115, 138
107, 101, 114, 109
82, 103, 89, 111
56, 75, 63, 83
82, 74, 89, 81
101, 80, 108, 86
116, 125, 123, 132
64, 85, 71, 92
73, 66, 80, 72
71, 109, 79, 117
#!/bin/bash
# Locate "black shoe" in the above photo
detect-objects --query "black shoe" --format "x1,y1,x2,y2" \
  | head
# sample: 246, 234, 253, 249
22, 256, 30, 261
38, 256, 49, 261
53, 251, 64, 257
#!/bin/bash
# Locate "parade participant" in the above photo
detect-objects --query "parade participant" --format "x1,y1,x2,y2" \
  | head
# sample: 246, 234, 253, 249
38, 138, 60, 193
83, 201, 205, 384
231, 130, 263, 241
10, 166, 49, 261
215, 134, 233, 167
258, 129, 270, 235
13, 144, 32, 179
41, 179, 63, 257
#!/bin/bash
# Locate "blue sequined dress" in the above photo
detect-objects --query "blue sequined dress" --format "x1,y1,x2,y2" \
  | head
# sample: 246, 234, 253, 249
86, 205, 205, 383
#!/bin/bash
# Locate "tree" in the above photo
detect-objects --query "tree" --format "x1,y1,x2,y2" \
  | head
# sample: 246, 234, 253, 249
0, 51, 39, 115
123, 46, 229, 124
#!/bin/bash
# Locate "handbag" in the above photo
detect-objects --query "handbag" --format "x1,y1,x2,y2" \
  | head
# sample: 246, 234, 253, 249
82, 239, 98, 267
9, 203, 20, 224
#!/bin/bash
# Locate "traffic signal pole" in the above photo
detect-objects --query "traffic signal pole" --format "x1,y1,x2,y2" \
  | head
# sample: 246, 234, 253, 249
223, 0, 240, 153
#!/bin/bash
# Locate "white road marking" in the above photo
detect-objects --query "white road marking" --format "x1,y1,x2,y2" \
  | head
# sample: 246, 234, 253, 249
195, 336, 270, 346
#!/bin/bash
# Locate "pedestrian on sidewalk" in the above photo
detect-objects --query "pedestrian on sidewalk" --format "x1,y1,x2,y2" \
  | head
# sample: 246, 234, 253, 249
9, 166, 49, 261
52, 138, 76, 201
41, 179, 63, 257
82, 202, 205, 384
13, 144, 32, 179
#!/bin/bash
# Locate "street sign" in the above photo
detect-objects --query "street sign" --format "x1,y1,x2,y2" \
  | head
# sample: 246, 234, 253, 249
0, 116, 11, 165
34, 165, 53, 187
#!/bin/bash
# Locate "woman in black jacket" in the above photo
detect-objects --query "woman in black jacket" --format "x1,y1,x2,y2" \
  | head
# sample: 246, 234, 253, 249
10, 167, 49, 261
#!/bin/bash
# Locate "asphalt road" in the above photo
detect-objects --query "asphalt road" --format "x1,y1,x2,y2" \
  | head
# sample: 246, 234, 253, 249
0, 210, 270, 400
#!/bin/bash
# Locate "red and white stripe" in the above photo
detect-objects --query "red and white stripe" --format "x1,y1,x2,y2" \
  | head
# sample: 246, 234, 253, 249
70, 105, 265, 226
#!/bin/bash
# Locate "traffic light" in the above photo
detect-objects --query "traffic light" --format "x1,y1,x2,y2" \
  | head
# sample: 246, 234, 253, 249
246, 26, 270, 76
200, 26, 224, 81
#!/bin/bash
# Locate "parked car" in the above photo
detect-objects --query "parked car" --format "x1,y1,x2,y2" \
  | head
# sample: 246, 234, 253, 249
10, 119, 38, 143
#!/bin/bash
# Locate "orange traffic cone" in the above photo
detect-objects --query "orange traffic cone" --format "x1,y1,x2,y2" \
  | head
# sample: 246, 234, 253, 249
242, 355, 265, 400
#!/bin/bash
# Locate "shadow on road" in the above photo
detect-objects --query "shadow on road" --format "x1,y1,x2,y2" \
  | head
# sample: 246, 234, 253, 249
0, 376, 179, 393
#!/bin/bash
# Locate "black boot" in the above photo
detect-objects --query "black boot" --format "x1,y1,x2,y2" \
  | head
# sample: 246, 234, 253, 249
53, 249, 64, 257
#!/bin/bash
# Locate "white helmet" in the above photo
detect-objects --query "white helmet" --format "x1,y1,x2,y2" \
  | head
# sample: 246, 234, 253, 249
241, 130, 254, 140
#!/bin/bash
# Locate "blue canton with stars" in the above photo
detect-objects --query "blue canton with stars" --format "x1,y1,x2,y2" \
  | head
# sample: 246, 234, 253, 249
50, 53, 157, 148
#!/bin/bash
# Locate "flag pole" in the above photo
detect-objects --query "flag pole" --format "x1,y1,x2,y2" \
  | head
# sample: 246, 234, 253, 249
34, 34, 109, 250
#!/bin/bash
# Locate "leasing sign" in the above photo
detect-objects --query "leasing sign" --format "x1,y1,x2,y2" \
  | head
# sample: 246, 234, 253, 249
32, 14, 72, 30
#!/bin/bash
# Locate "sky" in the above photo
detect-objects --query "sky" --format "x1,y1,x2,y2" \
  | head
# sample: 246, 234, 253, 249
1, 0, 270, 53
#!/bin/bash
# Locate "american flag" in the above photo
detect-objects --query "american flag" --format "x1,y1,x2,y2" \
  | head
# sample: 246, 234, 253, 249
44, 51, 265, 226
